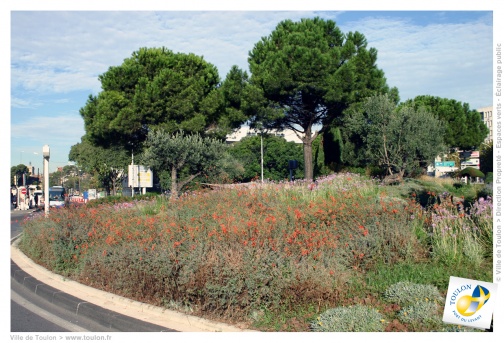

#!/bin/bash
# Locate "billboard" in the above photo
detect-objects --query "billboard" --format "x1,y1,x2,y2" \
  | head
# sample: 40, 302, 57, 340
128, 165, 153, 188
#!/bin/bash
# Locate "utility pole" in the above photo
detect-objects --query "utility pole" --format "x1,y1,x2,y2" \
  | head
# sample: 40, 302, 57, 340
43, 145, 50, 217
261, 133, 264, 183
131, 150, 134, 197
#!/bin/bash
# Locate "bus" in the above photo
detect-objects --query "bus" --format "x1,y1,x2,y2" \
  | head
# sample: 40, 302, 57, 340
49, 186, 66, 208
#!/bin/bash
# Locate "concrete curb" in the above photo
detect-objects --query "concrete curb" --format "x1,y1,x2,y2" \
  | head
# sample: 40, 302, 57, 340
11, 259, 173, 332
11, 237, 255, 332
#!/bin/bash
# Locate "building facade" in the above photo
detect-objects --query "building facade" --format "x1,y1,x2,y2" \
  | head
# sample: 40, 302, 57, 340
226, 126, 303, 144
478, 105, 493, 144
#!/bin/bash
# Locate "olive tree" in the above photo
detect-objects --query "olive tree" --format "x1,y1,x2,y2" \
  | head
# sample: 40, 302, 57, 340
140, 130, 228, 199
344, 94, 446, 177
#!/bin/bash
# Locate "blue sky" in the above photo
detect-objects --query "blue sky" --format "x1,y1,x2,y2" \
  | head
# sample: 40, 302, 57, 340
5, 3, 499, 174
2, 2, 503, 341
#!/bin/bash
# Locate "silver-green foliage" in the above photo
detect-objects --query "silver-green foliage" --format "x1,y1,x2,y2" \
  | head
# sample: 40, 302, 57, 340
141, 129, 228, 198
383, 281, 444, 306
310, 305, 386, 332
344, 94, 446, 176
383, 282, 444, 327
440, 324, 483, 332
397, 300, 441, 325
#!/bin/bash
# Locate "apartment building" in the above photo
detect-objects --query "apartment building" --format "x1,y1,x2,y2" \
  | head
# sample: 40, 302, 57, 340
226, 126, 303, 144
478, 105, 493, 144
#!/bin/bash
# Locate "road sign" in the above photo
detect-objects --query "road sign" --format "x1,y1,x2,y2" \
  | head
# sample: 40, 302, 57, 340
435, 161, 455, 167
128, 165, 139, 187
128, 165, 153, 188
20, 188, 27, 195
138, 166, 153, 188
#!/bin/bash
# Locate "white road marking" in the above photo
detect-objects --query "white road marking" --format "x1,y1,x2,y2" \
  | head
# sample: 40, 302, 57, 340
11, 289, 90, 332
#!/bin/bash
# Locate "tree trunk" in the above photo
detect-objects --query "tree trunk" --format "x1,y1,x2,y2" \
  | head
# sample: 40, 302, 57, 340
170, 166, 178, 200
178, 173, 201, 192
303, 141, 313, 181
303, 126, 315, 181
382, 169, 405, 185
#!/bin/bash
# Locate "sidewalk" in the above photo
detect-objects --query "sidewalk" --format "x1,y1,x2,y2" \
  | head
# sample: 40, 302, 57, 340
11, 236, 255, 332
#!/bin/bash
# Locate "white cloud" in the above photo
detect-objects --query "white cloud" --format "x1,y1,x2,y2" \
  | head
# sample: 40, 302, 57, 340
11, 114, 85, 144
11, 113, 86, 170
338, 16, 492, 107
11, 11, 492, 108
11, 96, 43, 109
9, 10, 494, 172
10, 11, 317, 94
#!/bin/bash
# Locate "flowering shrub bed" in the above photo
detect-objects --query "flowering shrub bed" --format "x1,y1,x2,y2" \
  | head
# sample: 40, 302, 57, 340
18, 173, 493, 331
426, 194, 493, 266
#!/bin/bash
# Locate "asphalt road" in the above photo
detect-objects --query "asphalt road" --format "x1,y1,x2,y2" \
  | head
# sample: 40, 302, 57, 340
10, 208, 252, 333
10, 209, 74, 332
10, 207, 30, 238
11, 277, 110, 332
10, 209, 175, 332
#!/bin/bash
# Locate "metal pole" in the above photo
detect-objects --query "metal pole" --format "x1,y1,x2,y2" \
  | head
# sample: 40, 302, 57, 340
44, 158, 49, 217
261, 134, 264, 183
131, 150, 134, 197
43, 145, 50, 217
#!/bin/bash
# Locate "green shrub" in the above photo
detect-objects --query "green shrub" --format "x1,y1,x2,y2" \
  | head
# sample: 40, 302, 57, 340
340, 166, 367, 176
383, 281, 443, 306
440, 324, 484, 332
477, 185, 492, 199
397, 300, 441, 325
457, 167, 485, 178
17, 172, 493, 331
85, 193, 158, 208
484, 172, 493, 184
310, 305, 386, 332
383, 281, 445, 330
428, 196, 492, 266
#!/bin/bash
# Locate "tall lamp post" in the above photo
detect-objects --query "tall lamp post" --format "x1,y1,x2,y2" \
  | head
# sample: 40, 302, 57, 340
260, 133, 264, 183
43, 145, 50, 217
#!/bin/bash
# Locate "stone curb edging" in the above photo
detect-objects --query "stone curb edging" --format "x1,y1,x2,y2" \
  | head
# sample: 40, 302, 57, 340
11, 236, 256, 332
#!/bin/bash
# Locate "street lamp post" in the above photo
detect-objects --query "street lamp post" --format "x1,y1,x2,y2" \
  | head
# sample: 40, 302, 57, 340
43, 145, 50, 217
260, 133, 264, 183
